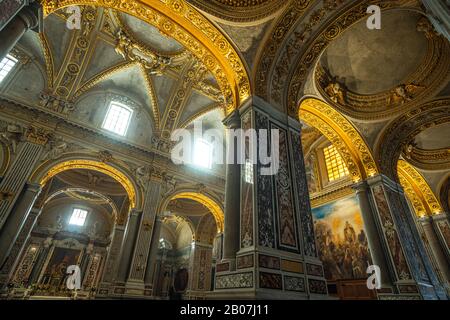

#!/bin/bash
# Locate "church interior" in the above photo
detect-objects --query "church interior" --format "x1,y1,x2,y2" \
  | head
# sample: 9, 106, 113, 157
0, 0, 449, 300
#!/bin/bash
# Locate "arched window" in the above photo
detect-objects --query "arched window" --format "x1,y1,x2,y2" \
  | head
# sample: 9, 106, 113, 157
193, 139, 213, 169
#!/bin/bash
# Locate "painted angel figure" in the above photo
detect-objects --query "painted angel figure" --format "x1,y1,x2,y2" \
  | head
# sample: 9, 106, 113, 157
388, 84, 424, 105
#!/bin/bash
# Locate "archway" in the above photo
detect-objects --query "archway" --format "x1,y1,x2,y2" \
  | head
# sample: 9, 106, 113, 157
397, 160, 443, 217
30, 158, 140, 209
41, 0, 250, 115
299, 97, 379, 183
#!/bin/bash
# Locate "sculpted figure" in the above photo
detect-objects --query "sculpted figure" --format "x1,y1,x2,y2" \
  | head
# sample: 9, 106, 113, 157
325, 79, 347, 105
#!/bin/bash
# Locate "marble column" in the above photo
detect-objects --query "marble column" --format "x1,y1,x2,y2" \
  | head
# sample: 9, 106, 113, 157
144, 216, 162, 289
366, 174, 447, 299
213, 97, 327, 299
0, 3, 42, 61
0, 183, 41, 268
0, 206, 40, 288
115, 209, 142, 284
419, 214, 450, 286
222, 110, 241, 265
353, 181, 393, 289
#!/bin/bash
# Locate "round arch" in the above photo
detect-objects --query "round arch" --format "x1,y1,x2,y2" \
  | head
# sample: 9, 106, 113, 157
397, 160, 443, 217
375, 98, 450, 179
437, 174, 450, 214
299, 97, 379, 182
159, 187, 224, 233
41, 0, 250, 115
43, 187, 120, 222
30, 157, 141, 209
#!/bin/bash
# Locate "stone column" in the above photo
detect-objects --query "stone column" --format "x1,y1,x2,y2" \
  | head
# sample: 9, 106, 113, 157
367, 174, 447, 299
0, 140, 45, 231
97, 225, 125, 294
0, 183, 41, 268
0, 3, 42, 61
27, 237, 52, 286
0, 206, 40, 288
213, 97, 327, 299
222, 110, 241, 265
144, 216, 162, 289
353, 181, 393, 289
419, 214, 450, 286
115, 209, 142, 284
126, 180, 161, 295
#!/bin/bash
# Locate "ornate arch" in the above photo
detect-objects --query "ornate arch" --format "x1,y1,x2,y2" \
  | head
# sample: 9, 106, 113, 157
43, 187, 120, 221
397, 160, 443, 217
196, 214, 217, 245
159, 187, 224, 232
253, 0, 420, 115
41, 0, 250, 115
376, 98, 450, 179
30, 157, 141, 209
299, 97, 378, 182
438, 175, 450, 214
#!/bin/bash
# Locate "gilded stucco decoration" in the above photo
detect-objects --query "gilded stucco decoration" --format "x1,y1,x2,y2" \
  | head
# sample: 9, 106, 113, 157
401, 144, 450, 171
41, 0, 251, 115
397, 160, 443, 217
299, 98, 378, 182
33, 159, 138, 208
376, 98, 450, 179
187, 0, 286, 23
314, 23, 450, 121
254, 0, 417, 115
171, 192, 224, 232
286, 1, 419, 117
43, 187, 119, 221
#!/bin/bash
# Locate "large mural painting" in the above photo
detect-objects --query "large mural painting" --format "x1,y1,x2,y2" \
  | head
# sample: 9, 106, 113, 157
312, 196, 370, 280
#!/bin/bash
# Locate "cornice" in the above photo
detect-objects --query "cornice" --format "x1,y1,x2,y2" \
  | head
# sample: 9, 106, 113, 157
0, 97, 226, 192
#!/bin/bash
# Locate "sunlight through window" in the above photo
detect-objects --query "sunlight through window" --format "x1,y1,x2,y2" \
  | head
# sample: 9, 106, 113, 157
0, 55, 18, 83
102, 102, 132, 136
69, 208, 88, 226
193, 139, 213, 169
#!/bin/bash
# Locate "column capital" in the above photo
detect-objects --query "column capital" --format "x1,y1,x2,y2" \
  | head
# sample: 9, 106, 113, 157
366, 173, 404, 194
25, 182, 42, 194
222, 109, 241, 129
352, 180, 369, 192
18, 2, 43, 32
431, 212, 449, 222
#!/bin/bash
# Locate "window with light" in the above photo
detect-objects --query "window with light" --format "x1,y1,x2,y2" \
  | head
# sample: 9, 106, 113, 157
193, 139, 213, 169
102, 102, 132, 136
0, 55, 18, 83
244, 159, 253, 184
323, 144, 349, 182
69, 208, 88, 226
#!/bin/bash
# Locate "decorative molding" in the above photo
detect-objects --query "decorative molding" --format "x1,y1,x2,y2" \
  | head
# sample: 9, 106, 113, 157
299, 98, 378, 182
313, 22, 450, 120
397, 159, 443, 217
42, 0, 251, 115
187, 0, 286, 23
35, 159, 138, 208
376, 98, 450, 179
285, 1, 417, 116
